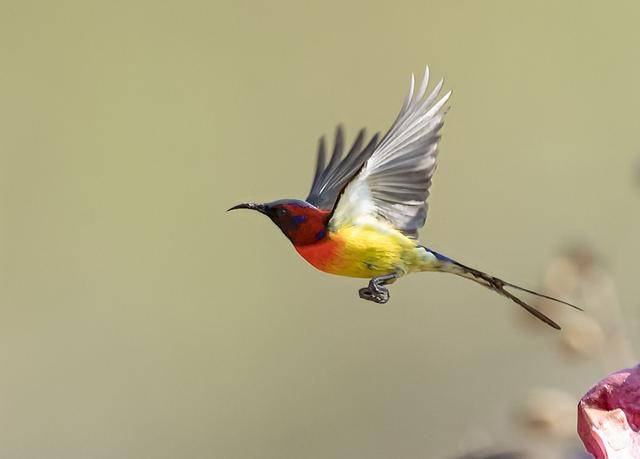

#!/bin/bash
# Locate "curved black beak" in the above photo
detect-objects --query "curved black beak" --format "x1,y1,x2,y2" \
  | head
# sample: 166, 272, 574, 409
227, 202, 267, 214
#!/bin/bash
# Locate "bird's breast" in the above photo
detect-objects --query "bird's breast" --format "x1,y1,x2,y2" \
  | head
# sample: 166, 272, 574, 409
294, 223, 420, 278
294, 235, 345, 275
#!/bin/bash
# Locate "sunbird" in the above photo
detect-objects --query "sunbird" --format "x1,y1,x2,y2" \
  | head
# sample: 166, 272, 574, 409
229, 67, 580, 329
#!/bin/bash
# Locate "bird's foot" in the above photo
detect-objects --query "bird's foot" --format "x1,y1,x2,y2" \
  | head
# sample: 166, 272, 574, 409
358, 284, 390, 304
358, 273, 397, 304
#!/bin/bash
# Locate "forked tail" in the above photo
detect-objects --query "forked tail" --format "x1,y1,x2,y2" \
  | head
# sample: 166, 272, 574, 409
424, 248, 582, 330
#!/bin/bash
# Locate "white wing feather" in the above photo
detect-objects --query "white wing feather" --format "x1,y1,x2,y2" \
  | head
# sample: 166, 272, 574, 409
329, 66, 451, 238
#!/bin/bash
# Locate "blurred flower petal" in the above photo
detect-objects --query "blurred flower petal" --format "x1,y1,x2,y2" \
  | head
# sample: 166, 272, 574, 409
520, 388, 576, 439
578, 364, 640, 458
561, 316, 606, 359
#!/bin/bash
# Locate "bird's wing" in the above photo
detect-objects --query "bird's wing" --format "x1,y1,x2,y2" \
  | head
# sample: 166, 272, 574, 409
329, 67, 451, 238
305, 126, 379, 211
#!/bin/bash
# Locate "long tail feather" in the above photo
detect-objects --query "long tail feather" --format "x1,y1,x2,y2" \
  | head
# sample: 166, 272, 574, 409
500, 280, 582, 311
424, 248, 580, 330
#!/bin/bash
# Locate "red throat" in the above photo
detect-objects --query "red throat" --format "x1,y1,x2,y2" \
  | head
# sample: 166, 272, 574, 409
280, 204, 331, 246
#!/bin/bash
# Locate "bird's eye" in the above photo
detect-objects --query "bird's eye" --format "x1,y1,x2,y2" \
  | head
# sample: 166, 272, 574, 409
276, 207, 287, 217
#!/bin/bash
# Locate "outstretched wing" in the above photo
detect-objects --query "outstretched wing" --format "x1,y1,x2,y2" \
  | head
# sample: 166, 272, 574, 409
306, 126, 379, 211
330, 66, 451, 238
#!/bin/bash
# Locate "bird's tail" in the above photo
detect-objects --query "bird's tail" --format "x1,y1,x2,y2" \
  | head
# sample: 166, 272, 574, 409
422, 248, 582, 330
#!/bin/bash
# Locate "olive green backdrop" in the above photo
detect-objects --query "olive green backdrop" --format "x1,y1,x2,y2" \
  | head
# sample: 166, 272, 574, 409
2, 1, 639, 458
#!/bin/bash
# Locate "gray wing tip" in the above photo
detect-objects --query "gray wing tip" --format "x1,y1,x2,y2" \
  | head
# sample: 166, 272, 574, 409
306, 128, 380, 209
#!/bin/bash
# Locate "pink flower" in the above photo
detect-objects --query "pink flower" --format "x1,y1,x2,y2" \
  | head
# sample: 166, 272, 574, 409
578, 364, 640, 458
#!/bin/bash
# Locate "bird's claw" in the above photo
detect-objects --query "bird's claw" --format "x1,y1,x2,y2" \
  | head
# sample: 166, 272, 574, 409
359, 285, 389, 304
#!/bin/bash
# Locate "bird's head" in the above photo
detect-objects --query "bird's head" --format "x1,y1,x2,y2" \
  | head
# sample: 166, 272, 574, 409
228, 199, 331, 246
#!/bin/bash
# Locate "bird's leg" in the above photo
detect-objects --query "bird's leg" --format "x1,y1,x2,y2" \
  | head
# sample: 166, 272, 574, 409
358, 273, 398, 304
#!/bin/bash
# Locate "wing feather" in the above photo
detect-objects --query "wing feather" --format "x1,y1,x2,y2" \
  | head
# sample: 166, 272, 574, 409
306, 126, 379, 210
330, 66, 451, 238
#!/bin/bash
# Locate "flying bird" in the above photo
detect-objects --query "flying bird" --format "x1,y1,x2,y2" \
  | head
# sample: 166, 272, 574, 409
228, 67, 580, 329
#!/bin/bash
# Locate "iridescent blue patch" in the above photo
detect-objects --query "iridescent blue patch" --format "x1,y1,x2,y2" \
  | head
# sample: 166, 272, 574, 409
293, 215, 307, 225
316, 229, 326, 240
427, 248, 453, 262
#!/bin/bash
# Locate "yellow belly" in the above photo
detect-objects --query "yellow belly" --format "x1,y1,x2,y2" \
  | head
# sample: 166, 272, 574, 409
295, 221, 427, 278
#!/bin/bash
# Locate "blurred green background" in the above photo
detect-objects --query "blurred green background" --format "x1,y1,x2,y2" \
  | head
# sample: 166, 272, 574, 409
2, 1, 639, 458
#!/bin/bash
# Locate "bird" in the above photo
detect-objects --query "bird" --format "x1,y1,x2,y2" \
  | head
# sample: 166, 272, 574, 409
228, 66, 581, 329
